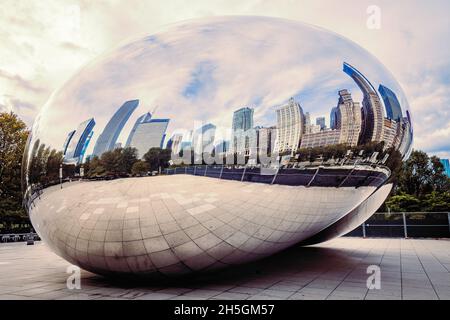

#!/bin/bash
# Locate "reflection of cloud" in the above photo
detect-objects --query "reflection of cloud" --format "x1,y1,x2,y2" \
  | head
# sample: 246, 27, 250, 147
183, 61, 217, 99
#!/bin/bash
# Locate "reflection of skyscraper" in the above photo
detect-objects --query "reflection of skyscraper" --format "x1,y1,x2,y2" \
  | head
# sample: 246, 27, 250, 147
167, 133, 183, 154
64, 118, 96, 164
343, 62, 384, 144
232, 107, 254, 132
300, 130, 341, 149
214, 140, 230, 155
80, 131, 94, 163
63, 130, 76, 155
398, 110, 413, 158
126, 112, 169, 158
330, 107, 338, 130
93, 99, 139, 157
232, 107, 254, 154
179, 130, 193, 152
125, 112, 151, 147
382, 118, 399, 149
276, 98, 305, 154
316, 117, 326, 130
256, 127, 276, 156
335, 90, 361, 146
440, 159, 450, 178
305, 112, 311, 126
193, 123, 216, 156
379, 85, 402, 121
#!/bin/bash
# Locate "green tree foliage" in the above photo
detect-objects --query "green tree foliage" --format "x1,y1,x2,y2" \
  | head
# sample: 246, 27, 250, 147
85, 147, 171, 178
0, 112, 30, 231
87, 147, 138, 178
87, 155, 106, 177
27, 139, 64, 187
131, 160, 150, 176
385, 150, 450, 212
385, 193, 421, 212
143, 147, 171, 172
397, 150, 449, 198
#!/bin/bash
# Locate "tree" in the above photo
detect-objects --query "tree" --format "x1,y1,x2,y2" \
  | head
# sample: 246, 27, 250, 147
382, 149, 450, 212
422, 191, 450, 212
429, 156, 450, 193
397, 150, 448, 198
131, 160, 149, 176
385, 193, 421, 212
0, 112, 30, 231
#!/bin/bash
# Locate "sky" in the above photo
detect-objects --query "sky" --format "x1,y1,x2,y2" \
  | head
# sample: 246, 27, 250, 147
1, 0, 449, 158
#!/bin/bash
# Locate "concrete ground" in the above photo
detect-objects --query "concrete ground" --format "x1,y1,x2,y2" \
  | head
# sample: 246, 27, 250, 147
0, 237, 449, 300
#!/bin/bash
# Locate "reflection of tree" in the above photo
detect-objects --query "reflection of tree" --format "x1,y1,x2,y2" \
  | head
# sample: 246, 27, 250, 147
87, 147, 138, 178
84, 147, 171, 178
28, 140, 64, 187
143, 148, 171, 172
295, 141, 389, 164
132, 160, 150, 176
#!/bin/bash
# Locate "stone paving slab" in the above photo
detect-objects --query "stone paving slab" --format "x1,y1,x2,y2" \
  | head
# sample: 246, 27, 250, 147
0, 238, 449, 300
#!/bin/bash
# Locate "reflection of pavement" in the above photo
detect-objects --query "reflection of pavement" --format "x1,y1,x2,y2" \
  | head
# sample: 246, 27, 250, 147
31, 175, 376, 276
0, 238, 449, 300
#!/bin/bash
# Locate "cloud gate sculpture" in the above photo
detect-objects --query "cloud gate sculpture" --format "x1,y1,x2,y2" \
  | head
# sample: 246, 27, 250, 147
22, 16, 413, 278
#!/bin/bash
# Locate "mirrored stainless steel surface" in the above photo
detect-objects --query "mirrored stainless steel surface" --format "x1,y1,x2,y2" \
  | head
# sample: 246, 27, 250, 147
22, 16, 413, 278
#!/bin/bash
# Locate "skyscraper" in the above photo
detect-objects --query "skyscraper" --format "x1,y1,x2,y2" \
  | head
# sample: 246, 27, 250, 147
335, 89, 362, 146
379, 85, 402, 121
93, 99, 139, 157
440, 159, 450, 178
64, 118, 96, 164
275, 98, 305, 154
126, 112, 170, 158
316, 117, 326, 130
343, 62, 384, 144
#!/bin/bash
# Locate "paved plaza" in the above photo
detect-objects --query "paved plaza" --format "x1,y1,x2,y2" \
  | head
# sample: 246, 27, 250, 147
0, 237, 449, 300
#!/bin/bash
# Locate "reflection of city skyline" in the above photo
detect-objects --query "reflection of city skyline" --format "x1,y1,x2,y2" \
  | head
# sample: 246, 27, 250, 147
61, 62, 412, 165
